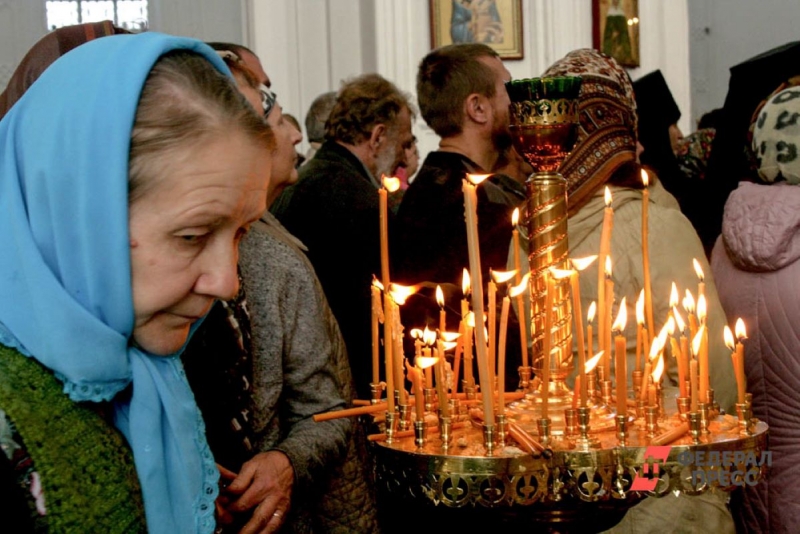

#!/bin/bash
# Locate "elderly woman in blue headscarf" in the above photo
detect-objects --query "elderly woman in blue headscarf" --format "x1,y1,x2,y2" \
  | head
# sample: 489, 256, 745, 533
0, 32, 272, 532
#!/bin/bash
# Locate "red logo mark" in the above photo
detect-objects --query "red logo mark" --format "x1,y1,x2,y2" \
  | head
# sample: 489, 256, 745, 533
630, 446, 671, 491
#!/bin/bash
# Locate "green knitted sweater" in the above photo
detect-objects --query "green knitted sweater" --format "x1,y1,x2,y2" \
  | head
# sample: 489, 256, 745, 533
0, 344, 146, 533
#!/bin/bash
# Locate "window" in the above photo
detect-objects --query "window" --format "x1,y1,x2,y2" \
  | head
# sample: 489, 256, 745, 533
45, 1, 148, 32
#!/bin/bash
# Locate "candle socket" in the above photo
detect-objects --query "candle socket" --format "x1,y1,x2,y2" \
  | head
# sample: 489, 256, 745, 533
496, 414, 508, 448
587, 370, 598, 401
564, 408, 578, 437
536, 418, 552, 447
631, 370, 643, 398
398, 404, 411, 431
689, 412, 702, 444
448, 398, 461, 418
423, 388, 436, 413
575, 406, 598, 451
439, 416, 452, 450
385, 411, 397, 444
483, 424, 495, 456
414, 420, 427, 448
705, 388, 718, 415
656, 384, 666, 418
370, 382, 384, 405
601, 380, 613, 405
699, 402, 711, 436
645, 406, 659, 437
676, 397, 691, 421
518, 366, 532, 391
736, 402, 754, 436
615, 414, 628, 446
745, 392, 753, 406
635, 399, 646, 420
463, 382, 477, 400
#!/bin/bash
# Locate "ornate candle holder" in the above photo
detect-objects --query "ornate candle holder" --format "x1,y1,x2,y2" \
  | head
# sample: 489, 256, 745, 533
368, 76, 769, 529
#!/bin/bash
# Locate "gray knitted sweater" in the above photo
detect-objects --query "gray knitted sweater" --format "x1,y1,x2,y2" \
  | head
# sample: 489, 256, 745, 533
239, 212, 379, 533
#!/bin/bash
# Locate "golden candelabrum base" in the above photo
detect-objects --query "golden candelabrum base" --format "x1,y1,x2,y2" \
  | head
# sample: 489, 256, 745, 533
371, 401, 768, 533
508, 376, 618, 436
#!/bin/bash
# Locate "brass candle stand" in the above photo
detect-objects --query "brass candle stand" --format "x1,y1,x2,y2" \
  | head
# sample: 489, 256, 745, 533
369, 77, 769, 532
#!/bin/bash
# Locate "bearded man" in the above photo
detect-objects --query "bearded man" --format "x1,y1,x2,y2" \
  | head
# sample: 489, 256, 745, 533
393, 44, 525, 378
274, 74, 414, 399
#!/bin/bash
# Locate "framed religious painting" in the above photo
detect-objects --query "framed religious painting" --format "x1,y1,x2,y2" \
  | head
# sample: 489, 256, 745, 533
429, 0, 524, 60
592, 0, 640, 68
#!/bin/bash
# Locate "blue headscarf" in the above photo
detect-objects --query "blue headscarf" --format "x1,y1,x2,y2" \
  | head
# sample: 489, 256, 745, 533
0, 32, 233, 533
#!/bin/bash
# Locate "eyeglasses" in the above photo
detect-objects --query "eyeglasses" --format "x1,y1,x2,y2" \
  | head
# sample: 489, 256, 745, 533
260, 84, 277, 118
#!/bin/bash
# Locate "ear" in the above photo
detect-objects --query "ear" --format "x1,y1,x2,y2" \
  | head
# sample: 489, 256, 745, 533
368, 123, 388, 154
465, 93, 491, 125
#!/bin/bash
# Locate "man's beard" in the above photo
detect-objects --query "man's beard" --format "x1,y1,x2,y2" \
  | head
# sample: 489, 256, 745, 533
492, 120, 514, 153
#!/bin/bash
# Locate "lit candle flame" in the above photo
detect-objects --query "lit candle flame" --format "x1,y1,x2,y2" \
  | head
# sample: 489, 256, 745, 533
657, 321, 670, 347
585, 351, 604, 374
372, 277, 384, 291
612, 297, 628, 332
692, 325, 706, 356
683, 290, 696, 315
571, 255, 598, 271
442, 341, 458, 351
416, 356, 438, 370
410, 328, 423, 339
462, 269, 471, 296
697, 294, 707, 323
641, 168, 649, 188
423, 326, 437, 346
511, 207, 519, 226
652, 355, 664, 382
549, 267, 575, 280
605, 255, 612, 278
673, 307, 686, 333
649, 332, 665, 360
435, 285, 444, 308
604, 186, 613, 207
389, 283, 415, 305
636, 289, 645, 326
724, 325, 735, 351
465, 311, 476, 328
693, 258, 705, 282
381, 175, 401, 192
492, 269, 517, 284
587, 301, 597, 323
735, 318, 747, 341
509, 274, 529, 298
669, 282, 679, 308
440, 331, 461, 342
666, 316, 676, 336
466, 173, 491, 185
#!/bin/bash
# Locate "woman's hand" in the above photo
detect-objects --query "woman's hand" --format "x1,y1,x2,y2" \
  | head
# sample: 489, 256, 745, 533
224, 451, 294, 534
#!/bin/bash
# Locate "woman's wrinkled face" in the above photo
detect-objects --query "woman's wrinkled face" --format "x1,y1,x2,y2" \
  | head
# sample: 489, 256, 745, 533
128, 131, 270, 355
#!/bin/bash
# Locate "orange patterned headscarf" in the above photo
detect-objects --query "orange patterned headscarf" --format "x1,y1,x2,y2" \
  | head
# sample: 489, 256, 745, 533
543, 49, 638, 215
0, 21, 126, 120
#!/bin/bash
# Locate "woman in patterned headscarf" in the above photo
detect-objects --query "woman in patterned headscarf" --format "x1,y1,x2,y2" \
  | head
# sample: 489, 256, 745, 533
712, 85, 800, 534
509, 50, 737, 533
0, 21, 128, 119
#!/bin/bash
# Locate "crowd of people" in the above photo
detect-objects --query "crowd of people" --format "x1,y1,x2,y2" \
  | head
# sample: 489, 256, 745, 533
0, 18, 797, 534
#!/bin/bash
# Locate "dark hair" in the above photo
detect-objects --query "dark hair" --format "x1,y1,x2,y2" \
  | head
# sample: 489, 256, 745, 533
206, 42, 256, 58
325, 74, 414, 145
417, 43, 499, 138
129, 50, 274, 201
305, 91, 337, 143
607, 160, 648, 189
697, 108, 724, 130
